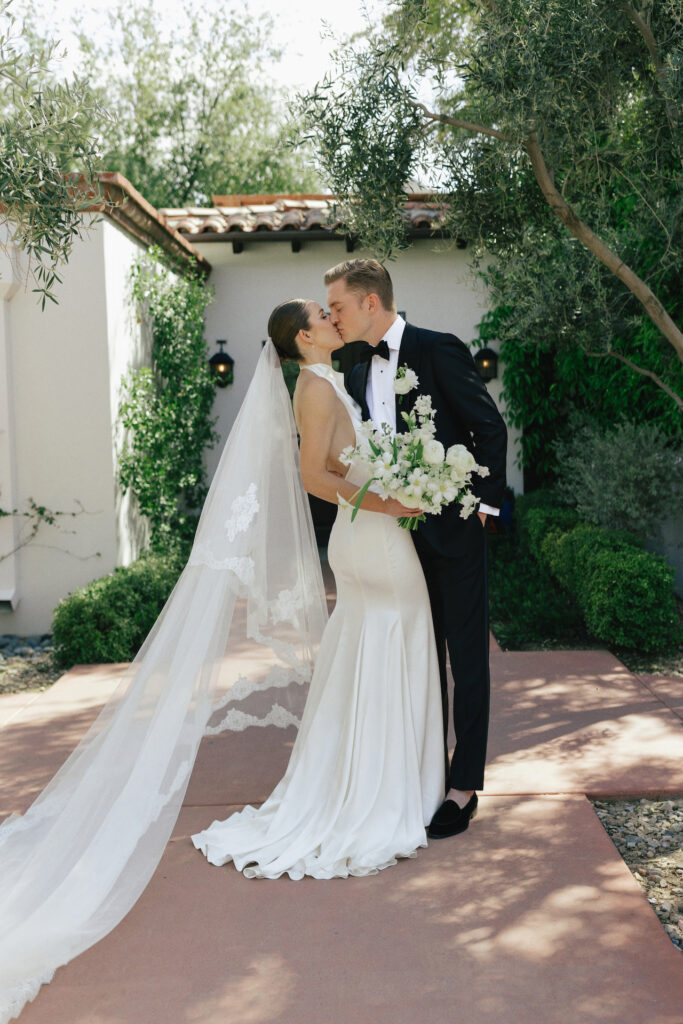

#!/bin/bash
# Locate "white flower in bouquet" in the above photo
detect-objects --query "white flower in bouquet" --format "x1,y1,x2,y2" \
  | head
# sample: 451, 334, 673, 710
446, 444, 475, 474
414, 394, 432, 417
423, 439, 445, 465
393, 365, 419, 396
339, 445, 354, 468
459, 491, 480, 519
342, 387, 490, 530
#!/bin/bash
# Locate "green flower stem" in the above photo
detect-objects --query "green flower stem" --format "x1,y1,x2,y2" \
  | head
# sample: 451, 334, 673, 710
397, 514, 425, 531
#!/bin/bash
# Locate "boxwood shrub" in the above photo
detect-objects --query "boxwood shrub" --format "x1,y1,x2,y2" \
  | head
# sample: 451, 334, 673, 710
52, 549, 186, 668
582, 547, 678, 652
516, 495, 680, 653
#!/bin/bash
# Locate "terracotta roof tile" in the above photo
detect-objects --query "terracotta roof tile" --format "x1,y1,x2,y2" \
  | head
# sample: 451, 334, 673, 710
246, 203, 280, 214
157, 193, 449, 239
279, 209, 306, 228
201, 215, 227, 233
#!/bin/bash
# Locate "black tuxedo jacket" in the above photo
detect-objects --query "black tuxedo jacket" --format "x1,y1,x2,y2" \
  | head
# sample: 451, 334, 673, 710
346, 322, 507, 558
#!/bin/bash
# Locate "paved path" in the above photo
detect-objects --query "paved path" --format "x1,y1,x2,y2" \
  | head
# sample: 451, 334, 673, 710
2, 640, 682, 1022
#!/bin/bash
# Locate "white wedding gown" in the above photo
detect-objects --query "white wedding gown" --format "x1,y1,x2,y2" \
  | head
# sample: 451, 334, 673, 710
192, 363, 445, 879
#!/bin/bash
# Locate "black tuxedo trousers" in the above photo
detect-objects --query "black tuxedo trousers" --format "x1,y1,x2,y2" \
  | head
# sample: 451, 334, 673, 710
346, 322, 507, 792
413, 520, 490, 791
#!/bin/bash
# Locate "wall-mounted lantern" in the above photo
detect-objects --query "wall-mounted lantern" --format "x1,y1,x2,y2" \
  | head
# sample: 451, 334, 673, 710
474, 346, 498, 381
209, 339, 234, 387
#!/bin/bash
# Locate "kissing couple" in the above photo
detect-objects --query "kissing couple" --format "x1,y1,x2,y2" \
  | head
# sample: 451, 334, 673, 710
0, 258, 506, 1021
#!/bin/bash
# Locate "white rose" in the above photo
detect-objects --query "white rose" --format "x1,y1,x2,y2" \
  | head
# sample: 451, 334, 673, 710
423, 439, 445, 465
446, 445, 476, 476
394, 367, 419, 395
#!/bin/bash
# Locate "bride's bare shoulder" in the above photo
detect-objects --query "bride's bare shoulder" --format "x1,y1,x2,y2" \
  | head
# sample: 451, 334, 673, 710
293, 369, 337, 432
294, 369, 335, 406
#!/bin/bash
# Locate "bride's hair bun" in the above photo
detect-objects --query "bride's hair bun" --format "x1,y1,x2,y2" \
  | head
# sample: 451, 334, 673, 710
268, 299, 311, 363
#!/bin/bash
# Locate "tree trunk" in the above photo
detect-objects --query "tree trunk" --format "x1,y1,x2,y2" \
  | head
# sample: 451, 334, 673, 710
525, 133, 683, 363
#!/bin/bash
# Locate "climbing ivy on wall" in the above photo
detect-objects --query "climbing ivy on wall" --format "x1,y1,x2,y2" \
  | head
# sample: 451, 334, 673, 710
118, 246, 218, 552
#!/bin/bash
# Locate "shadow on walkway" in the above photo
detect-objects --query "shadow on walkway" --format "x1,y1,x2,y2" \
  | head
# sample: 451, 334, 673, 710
2, 583, 682, 1023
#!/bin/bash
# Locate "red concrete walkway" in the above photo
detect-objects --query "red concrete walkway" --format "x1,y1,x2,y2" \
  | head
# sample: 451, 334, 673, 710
2, 644, 682, 1023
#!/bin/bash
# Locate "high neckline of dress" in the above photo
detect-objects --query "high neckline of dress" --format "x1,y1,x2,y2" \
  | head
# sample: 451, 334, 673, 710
301, 363, 342, 383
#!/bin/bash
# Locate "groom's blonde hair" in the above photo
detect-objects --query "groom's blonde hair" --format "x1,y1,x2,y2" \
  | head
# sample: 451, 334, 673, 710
324, 258, 395, 312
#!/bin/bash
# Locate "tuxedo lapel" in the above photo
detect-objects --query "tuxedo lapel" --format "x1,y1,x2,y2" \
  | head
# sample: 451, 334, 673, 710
395, 323, 421, 435
347, 358, 371, 420
360, 359, 371, 417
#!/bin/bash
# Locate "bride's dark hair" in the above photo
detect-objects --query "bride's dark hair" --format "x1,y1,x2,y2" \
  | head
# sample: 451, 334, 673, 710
268, 299, 311, 363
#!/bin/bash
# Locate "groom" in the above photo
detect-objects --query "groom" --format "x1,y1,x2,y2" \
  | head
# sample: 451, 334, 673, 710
325, 258, 507, 839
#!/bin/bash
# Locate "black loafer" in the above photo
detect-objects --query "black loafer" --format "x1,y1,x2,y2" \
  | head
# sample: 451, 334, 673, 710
427, 792, 478, 839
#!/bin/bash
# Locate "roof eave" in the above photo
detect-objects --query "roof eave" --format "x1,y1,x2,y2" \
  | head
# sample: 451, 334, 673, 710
186, 226, 464, 250
91, 173, 212, 278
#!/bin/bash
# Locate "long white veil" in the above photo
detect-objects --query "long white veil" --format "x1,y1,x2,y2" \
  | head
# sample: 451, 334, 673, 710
0, 341, 329, 1023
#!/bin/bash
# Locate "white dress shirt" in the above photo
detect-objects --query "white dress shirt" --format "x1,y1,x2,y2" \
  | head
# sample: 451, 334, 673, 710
366, 315, 404, 432
365, 315, 499, 516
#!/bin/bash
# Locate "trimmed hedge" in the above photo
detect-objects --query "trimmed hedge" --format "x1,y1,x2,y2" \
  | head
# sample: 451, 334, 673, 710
516, 494, 680, 653
52, 549, 186, 668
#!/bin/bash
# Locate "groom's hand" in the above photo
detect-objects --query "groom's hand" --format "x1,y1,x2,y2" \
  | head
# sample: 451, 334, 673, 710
477, 511, 488, 528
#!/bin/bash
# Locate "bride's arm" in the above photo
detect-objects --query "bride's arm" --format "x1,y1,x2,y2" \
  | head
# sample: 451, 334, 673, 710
296, 378, 418, 518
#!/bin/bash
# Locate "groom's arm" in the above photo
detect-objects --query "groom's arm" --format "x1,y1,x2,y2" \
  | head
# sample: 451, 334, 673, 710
433, 333, 507, 510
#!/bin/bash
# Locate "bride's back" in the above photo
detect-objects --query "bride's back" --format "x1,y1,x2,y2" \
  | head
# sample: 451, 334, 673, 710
294, 368, 357, 479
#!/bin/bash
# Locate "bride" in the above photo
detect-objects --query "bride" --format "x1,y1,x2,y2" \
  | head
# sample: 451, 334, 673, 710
0, 298, 443, 1022
191, 299, 445, 879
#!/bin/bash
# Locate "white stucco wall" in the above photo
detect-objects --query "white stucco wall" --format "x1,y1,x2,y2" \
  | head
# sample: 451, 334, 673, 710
192, 238, 523, 493
101, 220, 153, 565
0, 243, 22, 613
1, 226, 522, 637
1, 218, 149, 634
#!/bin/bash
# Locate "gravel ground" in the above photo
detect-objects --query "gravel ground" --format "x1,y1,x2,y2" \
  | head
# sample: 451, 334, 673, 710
592, 798, 683, 954
0, 635, 63, 694
2, 635, 681, 954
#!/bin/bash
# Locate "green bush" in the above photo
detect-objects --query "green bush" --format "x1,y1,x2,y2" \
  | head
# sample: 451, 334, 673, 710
515, 495, 680, 653
487, 529, 585, 650
519, 505, 579, 556
542, 525, 639, 604
583, 548, 678, 652
553, 417, 683, 541
52, 549, 186, 668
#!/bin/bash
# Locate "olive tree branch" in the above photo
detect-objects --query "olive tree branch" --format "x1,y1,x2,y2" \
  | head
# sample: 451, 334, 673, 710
586, 350, 683, 411
524, 131, 683, 363
407, 97, 513, 143
622, 2, 683, 167
406, 96, 683, 370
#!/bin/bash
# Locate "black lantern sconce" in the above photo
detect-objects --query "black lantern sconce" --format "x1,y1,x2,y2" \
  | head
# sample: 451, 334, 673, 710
209, 339, 235, 387
474, 346, 499, 381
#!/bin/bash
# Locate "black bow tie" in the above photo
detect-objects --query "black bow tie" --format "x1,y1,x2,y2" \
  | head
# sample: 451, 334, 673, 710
359, 339, 391, 363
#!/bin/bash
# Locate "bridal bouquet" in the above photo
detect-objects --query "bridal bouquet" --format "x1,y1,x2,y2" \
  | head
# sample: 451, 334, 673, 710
339, 370, 490, 531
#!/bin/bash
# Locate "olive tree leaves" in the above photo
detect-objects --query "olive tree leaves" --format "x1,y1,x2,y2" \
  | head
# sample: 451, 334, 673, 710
0, 0, 110, 307
295, 0, 682, 407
